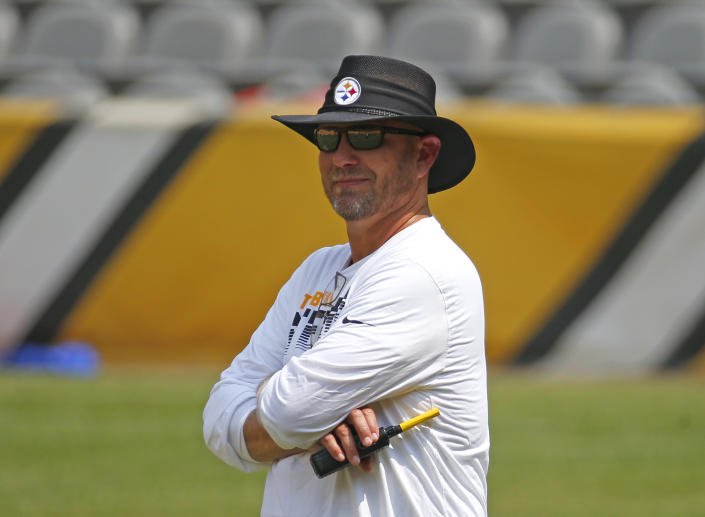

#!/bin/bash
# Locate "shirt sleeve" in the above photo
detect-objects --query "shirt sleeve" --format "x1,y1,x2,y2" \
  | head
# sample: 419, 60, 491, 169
257, 259, 449, 450
203, 277, 294, 472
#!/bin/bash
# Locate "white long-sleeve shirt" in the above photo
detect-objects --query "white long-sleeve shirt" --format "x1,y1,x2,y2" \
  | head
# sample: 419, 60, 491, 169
203, 217, 489, 516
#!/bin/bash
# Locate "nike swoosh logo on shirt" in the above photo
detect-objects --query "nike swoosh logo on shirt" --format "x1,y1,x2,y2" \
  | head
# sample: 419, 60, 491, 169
342, 316, 373, 326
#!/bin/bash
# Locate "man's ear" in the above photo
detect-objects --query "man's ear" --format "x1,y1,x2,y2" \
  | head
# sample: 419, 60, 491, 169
417, 135, 441, 179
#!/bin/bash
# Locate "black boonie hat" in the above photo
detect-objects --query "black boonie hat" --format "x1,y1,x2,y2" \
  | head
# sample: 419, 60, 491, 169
272, 55, 475, 193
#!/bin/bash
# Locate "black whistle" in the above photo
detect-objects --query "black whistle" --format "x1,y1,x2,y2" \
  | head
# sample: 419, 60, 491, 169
310, 424, 402, 478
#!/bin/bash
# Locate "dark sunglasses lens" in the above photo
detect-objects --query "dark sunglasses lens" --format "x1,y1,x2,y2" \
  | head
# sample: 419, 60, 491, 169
347, 128, 384, 150
315, 129, 340, 152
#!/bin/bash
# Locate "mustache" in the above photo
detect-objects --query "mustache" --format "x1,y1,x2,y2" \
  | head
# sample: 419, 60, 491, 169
328, 167, 375, 181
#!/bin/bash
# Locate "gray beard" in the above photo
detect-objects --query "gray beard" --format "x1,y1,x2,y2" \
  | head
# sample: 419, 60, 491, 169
325, 149, 416, 221
330, 189, 378, 221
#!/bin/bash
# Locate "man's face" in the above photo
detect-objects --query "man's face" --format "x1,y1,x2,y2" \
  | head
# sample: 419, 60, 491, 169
317, 122, 423, 222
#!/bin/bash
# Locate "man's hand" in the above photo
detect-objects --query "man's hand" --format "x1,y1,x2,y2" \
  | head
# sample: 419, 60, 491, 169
313, 407, 379, 473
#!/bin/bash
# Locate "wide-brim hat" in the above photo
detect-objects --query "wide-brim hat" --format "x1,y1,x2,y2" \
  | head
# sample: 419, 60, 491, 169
272, 55, 475, 193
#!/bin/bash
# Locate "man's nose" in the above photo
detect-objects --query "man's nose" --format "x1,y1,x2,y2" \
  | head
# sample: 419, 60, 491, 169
331, 134, 359, 168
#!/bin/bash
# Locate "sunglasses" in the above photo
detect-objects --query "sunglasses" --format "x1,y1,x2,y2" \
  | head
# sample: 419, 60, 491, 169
314, 126, 426, 152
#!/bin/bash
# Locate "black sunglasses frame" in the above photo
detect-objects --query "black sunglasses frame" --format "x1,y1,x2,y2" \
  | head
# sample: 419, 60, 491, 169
314, 126, 427, 152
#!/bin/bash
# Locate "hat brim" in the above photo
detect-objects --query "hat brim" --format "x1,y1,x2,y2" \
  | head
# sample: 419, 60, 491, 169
271, 112, 475, 194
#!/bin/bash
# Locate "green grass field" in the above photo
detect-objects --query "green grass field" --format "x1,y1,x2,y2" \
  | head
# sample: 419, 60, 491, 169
1, 367, 703, 516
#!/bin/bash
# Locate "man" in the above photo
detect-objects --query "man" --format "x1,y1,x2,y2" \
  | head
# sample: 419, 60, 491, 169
203, 55, 489, 516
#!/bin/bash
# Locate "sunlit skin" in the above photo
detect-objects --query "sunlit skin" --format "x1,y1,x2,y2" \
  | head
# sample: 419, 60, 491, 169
244, 122, 442, 472
318, 121, 442, 263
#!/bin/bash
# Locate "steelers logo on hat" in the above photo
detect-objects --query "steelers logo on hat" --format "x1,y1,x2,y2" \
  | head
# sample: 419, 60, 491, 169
334, 77, 361, 105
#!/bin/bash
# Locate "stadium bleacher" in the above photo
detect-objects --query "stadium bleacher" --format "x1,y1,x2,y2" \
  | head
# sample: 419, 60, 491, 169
0, 0, 703, 109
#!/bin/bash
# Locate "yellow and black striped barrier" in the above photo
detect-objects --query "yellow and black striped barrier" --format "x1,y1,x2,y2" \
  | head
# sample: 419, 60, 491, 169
0, 98, 704, 373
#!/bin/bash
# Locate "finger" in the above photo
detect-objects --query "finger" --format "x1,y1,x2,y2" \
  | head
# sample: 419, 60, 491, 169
335, 424, 360, 465
319, 433, 345, 462
360, 407, 379, 442
346, 408, 374, 448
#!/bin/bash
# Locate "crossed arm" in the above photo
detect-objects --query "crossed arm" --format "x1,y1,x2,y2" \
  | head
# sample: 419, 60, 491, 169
204, 260, 447, 472
244, 406, 380, 472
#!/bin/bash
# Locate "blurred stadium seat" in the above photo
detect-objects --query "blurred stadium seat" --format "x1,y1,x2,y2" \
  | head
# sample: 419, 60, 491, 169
370, 0, 465, 19
210, 1, 386, 94
486, 66, 583, 105
9, 0, 140, 74
0, 2, 19, 61
387, 2, 509, 92
1, 67, 109, 111
600, 63, 701, 106
250, 66, 329, 102
511, 0, 624, 86
140, 1, 263, 73
123, 68, 234, 117
628, 2, 705, 88
265, 2, 384, 74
